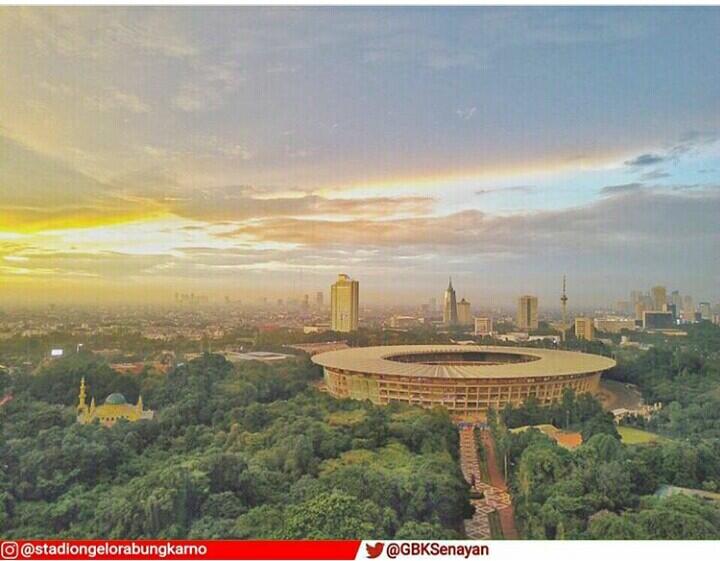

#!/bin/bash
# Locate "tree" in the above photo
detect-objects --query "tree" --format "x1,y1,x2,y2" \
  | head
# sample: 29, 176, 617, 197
516, 444, 570, 504
587, 512, 644, 539
581, 413, 620, 442
394, 521, 459, 539
282, 491, 395, 539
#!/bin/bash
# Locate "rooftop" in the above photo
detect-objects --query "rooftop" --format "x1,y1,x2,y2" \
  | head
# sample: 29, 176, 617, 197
311, 345, 616, 379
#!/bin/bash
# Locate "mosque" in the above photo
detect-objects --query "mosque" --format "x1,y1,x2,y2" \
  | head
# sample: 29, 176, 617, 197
76, 377, 154, 426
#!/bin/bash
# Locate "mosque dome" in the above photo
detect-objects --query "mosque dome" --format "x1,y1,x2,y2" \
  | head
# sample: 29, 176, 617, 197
104, 393, 127, 405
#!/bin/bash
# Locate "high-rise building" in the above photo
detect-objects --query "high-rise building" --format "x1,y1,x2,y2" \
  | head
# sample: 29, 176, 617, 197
699, 302, 712, 320
443, 278, 458, 325
331, 274, 359, 332
457, 298, 471, 325
634, 299, 647, 321
517, 295, 539, 331
302, 294, 310, 310
651, 286, 667, 311
429, 297, 437, 313
615, 301, 631, 316
474, 317, 493, 336
316, 291, 324, 308
575, 317, 594, 341
683, 295, 694, 319
671, 290, 682, 310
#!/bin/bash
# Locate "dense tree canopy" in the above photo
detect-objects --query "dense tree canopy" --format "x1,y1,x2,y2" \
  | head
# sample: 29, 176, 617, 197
490, 323, 720, 539
0, 353, 471, 539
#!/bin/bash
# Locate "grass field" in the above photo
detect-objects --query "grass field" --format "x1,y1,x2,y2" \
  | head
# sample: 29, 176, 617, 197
511, 424, 582, 449
618, 426, 664, 444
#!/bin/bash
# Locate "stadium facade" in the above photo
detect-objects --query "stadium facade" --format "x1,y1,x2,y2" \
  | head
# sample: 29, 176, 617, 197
312, 345, 616, 419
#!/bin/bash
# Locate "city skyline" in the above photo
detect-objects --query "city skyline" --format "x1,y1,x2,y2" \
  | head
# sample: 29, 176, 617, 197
1, 7, 720, 306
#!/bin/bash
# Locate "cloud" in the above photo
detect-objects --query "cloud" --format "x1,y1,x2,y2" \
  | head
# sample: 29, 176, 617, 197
624, 153, 665, 167
0, 242, 174, 279
624, 132, 719, 171
2, 8, 197, 59
600, 182, 644, 195
640, 170, 671, 180
172, 62, 244, 112
0, 134, 160, 232
169, 188, 435, 222
86, 90, 151, 114
475, 185, 535, 196
456, 107, 477, 121
37, 80, 151, 115
219, 186, 720, 261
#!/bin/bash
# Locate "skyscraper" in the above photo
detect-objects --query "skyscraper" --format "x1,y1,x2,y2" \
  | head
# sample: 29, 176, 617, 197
316, 291, 324, 308
443, 278, 458, 325
517, 295, 538, 331
671, 290, 682, 310
651, 286, 667, 311
457, 298, 471, 325
683, 295, 694, 319
699, 302, 712, 320
331, 274, 359, 332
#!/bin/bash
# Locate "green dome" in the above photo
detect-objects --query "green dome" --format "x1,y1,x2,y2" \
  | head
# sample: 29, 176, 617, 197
105, 393, 127, 405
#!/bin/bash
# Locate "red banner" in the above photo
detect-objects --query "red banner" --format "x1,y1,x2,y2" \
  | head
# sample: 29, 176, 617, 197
0, 540, 362, 561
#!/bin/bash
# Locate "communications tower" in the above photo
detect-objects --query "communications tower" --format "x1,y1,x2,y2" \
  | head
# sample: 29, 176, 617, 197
560, 276, 568, 341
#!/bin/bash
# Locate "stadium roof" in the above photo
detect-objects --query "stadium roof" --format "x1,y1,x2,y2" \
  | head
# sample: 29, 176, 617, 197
311, 345, 616, 379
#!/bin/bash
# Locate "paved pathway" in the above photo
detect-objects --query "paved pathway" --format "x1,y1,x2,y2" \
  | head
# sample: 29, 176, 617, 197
479, 430, 519, 539
459, 426, 518, 540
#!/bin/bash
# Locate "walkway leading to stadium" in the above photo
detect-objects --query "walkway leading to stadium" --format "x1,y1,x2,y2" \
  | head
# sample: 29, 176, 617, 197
459, 425, 519, 540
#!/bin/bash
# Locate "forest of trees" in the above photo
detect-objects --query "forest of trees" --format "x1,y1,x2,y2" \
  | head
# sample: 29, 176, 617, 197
607, 323, 720, 439
490, 322, 720, 539
4, 322, 720, 540
0, 353, 472, 539
493, 425, 720, 539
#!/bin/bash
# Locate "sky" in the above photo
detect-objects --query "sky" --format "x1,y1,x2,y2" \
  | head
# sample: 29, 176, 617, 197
0, 7, 719, 308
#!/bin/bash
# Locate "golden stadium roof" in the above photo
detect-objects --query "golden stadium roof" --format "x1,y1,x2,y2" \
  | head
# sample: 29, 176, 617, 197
311, 345, 616, 379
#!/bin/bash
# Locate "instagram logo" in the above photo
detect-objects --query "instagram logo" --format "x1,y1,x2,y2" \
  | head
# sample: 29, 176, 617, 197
0, 542, 19, 560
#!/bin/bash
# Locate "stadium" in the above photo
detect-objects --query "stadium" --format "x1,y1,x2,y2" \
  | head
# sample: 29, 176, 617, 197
312, 345, 616, 419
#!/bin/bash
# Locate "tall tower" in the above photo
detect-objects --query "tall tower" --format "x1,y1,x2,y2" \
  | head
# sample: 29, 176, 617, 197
457, 298, 471, 325
443, 278, 458, 325
651, 286, 667, 311
517, 295, 538, 331
331, 274, 359, 332
561, 276, 568, 341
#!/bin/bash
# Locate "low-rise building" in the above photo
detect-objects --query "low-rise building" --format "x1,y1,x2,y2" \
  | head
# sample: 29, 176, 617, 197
594, 317, 636, 334
76, 378, 153, 427
474, 317, 494, 336
642, 311, 675, 330
574, 317, 595, 341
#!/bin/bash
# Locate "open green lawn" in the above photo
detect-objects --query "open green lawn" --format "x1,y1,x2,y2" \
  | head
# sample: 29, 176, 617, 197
618, 426, 664, 444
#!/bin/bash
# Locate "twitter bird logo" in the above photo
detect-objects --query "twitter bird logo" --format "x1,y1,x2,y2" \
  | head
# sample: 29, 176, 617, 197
366, 542, 384, 559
